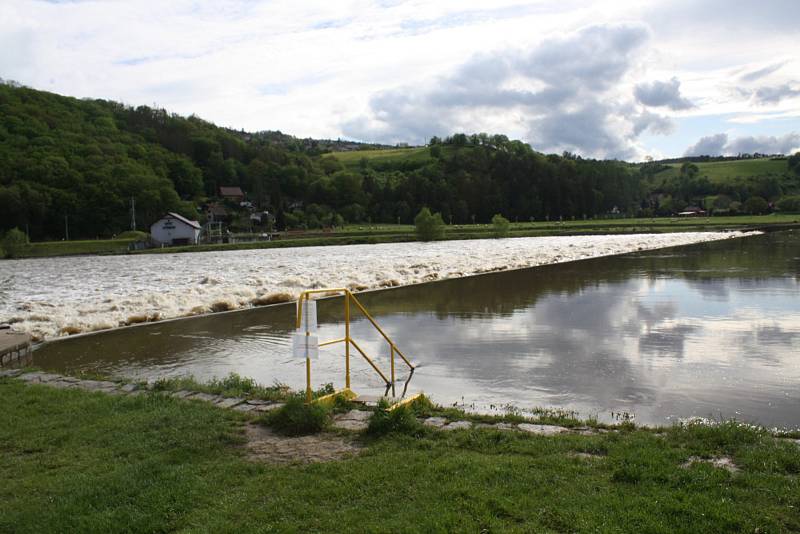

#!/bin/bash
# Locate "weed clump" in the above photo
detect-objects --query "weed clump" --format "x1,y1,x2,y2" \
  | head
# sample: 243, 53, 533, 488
264, 397, 331, 436
367, 398, 425, 437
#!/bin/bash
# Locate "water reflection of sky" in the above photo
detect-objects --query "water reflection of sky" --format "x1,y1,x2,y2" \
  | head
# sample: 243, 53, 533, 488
33, 231, 800, 428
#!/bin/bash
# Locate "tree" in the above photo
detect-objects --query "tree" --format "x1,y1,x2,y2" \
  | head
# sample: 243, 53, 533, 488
414, 207, 445, 241
491, 213, 510, 238
788, 152, 800, 174
776, 195, 800, 213
2, 227, 28, 258
743, 196, 769, 215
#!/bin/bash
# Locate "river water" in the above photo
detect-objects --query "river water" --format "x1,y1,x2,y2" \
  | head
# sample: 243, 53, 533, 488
30, 231, 799, 428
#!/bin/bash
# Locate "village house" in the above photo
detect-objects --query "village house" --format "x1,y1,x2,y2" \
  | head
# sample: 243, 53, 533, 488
150, 212, 202, 246
205, 202, 229, 222
219, 186, 245, 202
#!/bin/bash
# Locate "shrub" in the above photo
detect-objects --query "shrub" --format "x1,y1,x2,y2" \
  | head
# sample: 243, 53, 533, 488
1, 228, 28, 259
414, 207, 445, 241
491, 213, 511, 238
264, 396, 331, 436
367, 399, 424, 437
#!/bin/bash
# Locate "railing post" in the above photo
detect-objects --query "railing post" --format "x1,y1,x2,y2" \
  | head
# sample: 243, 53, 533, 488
345, 291, 351, 389
304, 293, 312, 403
390, 343, 396, 397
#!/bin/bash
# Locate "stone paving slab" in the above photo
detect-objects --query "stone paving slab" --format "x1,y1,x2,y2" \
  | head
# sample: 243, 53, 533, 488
170, 390, 195, 399
0, 369, 24, 378
336, 410, 372, 422
245, 399, 273, 406
47, 380, 80, 389
188, 392, 219, 403
18, 372, 63, 383
75, 380, 119, 392
215, 397, 246, 409
59, 376, 82, 383
442, 420, 472, 431
422, 417, 448, 428
516, 423, 570, 436
119, 383, 139, 393
332, 410, 372, 431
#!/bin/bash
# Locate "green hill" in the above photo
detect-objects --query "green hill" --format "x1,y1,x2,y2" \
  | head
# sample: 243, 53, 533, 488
2, 82, 799, 242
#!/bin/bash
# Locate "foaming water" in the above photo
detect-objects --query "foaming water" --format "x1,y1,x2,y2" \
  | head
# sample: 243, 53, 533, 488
0, 232, 755, 341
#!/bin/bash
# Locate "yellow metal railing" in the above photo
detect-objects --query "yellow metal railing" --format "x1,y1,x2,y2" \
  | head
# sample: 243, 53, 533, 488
296, 288, 415, 402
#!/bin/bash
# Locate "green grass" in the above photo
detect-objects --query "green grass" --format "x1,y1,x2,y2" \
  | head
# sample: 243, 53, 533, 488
2, 378, 799, 532
656, 158, 789, 183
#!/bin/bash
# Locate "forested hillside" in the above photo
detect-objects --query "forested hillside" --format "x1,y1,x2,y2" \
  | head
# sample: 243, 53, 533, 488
1, 82, 798, 240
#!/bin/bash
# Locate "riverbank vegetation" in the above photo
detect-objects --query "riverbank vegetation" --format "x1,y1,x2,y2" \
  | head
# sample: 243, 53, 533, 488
1, 377, 798, 532
2, 82, 799, 245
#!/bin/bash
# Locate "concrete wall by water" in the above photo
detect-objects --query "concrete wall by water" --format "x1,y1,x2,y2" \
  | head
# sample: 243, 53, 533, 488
0, 331, 32, 367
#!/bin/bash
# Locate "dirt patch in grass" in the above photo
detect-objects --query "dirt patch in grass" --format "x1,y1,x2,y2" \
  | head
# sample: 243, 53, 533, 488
243, 423, 361, 465
681, 456, 740, 473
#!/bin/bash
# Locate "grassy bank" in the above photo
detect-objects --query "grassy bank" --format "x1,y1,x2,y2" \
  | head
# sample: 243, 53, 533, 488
8, 238, 138, 259
6, 214, 799, 259
1, 377, 798, 532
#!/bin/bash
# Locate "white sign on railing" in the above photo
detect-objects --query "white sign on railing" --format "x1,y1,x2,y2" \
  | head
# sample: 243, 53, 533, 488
292, 332, 319, 360
298, 300, 317, 333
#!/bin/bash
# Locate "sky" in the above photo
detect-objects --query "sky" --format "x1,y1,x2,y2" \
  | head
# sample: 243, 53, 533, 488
1, 0, 799, 161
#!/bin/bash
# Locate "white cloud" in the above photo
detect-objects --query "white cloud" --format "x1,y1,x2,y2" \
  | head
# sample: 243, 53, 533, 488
634, 78, 693, 110
684, 132, 800, 156
0, 0, 798, 158
345, 23, 661, 159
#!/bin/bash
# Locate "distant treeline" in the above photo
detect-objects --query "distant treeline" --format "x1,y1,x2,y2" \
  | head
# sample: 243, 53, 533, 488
1, 82, 798, 240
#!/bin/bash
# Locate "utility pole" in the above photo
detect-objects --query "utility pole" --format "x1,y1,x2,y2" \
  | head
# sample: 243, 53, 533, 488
130, 197, 136, 231
65, 215, 69, 241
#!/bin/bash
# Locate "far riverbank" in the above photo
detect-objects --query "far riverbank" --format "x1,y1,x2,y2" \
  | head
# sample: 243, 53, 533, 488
3, 214, 798, 259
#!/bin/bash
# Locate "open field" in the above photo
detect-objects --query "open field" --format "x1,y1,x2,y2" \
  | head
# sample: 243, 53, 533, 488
5, 215, 798, 259
325, 146, 433, 168
1, 377, 798, 532
655, 158, 790, 183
